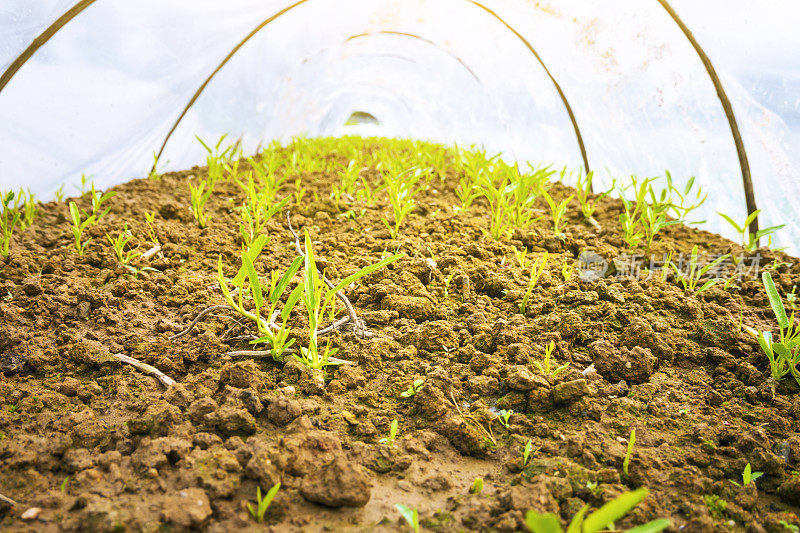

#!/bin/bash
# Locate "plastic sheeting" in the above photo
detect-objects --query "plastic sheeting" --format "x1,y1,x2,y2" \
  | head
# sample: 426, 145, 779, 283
1, 0, 799, 252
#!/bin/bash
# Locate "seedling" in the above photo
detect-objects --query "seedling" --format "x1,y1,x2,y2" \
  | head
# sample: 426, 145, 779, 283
542, 190, 574, 237
217, 235, 304, 361
746, 272, 800, 386
59, 476, 70, 493
69, 201, 95, 255
525, 488, 669, 533
15, 189, 37, 230
470, 477, 484, 494
395, 504, 420, 533
533, 341, 569, 377
106, 223, 141, 270
513, 245, 530, 270
189, 179, 213, 228
719, 209, 784, 251
442, 272, 454, 299
623, 428, 636, 477
89, 183, 116, 223
731, 463, 763, 487
247, 483, 280, 523
382, 167, 423, 239
197, 134, 235, 183
522, 439, 534, 467
295, 229, 402, 370
561, 258, 575, 281
144, 212, 159, 244
148, 151, 168, 181
380, 419, 399, 446
520, 252, 548, 314
54, 185, 65, 203
669, 245, 729, 293
498, 409, 513, 429
474, 167, 514, 240
237, 173, 290, 245
0, 191, 22, 256
293, 176, 307, 205
575, 171, 614, 222
400, 379, 424, 398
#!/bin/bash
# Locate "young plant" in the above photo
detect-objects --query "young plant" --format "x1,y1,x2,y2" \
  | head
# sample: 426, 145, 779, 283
295, 229, 403, 370
470, 477, 484, 495
0, 191, 22, 256
498, 409, 513, 429
746, 272, 800, 386
525, 488, 669, 533
455, 147, 495, 211
623, 428, 636, 477
382, 167, 422, 239
442, 272, 454, 299
69, 201, 95, 255
189, 178, 214, 228
561, 258, 575, 281
719, 209, 784, 251
395, 504, 420, 533
144, 212, 159, 244
89, 183, 116, 223
520, 252, 548, 314
16, 189, 38, 230
54, 185, 65, 203
703, 494, 727, 519
575, 171, 613, 223
237, 173, 290, 245
148, 151, 168, 181
669, 245, 729, 293
247, 483, 280, 523
400, 379, 424, 398
106, 223, 149, 275
217, 235, 304, 361
533, 341, 569, 377
522, 439, 534, 468
197, 134, 235, 184
731, 463, 763, 487
379, 419, 399, 446
542, 190, 574, 237
474, 167, 514, 240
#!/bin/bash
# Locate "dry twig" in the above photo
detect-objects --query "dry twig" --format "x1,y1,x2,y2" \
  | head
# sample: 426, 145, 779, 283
113, 353, 175, 387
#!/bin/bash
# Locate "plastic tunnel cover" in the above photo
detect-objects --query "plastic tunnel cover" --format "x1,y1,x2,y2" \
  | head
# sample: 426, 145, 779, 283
0, 0, 798, 253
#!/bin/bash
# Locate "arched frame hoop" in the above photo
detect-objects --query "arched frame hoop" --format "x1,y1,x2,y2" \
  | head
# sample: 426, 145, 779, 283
656, 0, 758, 236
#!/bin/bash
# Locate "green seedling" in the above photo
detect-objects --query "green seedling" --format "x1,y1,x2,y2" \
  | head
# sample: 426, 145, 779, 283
293, 176, 306, 205
522, 439, 534, 467
78, 174, 90, 195
237, 172, 290, 245
442, 272, 455, 299
148, 151, 168, 181
623, 428, 636, 477
380, 419, 399, 446
396, 504, 420, 533
0, 190, 22, 256
106, 223, 141, 270
498, 409, 513, 429
454, 146, 496, 211
731, 463, 763, 487
525, 488, 669, 533
295, 229, 403, 370
89, 182, 115, 223
247, 483, 280, 523
197, 134, 235, 183
189, 179, 213, 228
54, 185, 65, 203
542, 190, 574, 237
520, 252, 548, 314
746, 272, 800, 386
669, 245, 729, 293
779, 521, 799, 533
513, 245, 530, 270
474, 166, 515, 240
561, 258, 575, 281
470, 477, 484, 495
400, 379, 424, 398
719, 209, 784, 251
217, 235, 304, 361
144, 212, 159, 244
533, 341, 569, 377
382, 167, 423, 239
69, 201, 95, 255
16, 189, 38, 230
575, 171, 614, 222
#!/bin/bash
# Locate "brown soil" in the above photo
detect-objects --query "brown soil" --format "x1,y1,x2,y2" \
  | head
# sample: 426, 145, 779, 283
1, 141, 799, 532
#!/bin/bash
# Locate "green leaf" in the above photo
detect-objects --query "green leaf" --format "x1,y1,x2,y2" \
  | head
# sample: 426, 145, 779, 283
328, 253, 404, 297
582, 488, 649, 533
524, 511, 563, 533
718, 212, 743, 233
282, 283, 304, 323
262, 482, 280, 510
271, 256, 303, 305
625, 518, 671, 533
233, 234, 267, 286
565, 504, 589, 533
763, 272, 789, 329
243, 253, 262, 310
395, 504, 419, 532
303, 229, 318, 311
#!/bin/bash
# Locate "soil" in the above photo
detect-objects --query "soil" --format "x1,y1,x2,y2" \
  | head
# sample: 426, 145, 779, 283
1, 138, 799, 532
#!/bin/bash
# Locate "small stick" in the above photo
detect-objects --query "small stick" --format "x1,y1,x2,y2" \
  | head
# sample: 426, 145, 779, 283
113, 353, 175, 387
169, 304, 232, 341
0, 492, 18, 507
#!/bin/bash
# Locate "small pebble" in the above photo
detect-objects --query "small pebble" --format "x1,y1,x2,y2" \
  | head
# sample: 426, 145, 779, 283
21, 507, 42, 520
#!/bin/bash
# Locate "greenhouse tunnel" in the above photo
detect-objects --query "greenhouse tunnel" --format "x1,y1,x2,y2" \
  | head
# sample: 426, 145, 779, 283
1, 0, 799, 252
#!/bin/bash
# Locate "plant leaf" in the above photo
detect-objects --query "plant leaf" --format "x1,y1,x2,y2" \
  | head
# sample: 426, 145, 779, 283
763, 272, 789, 329
582, 488, 649, 533
524, 511, 564, 533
